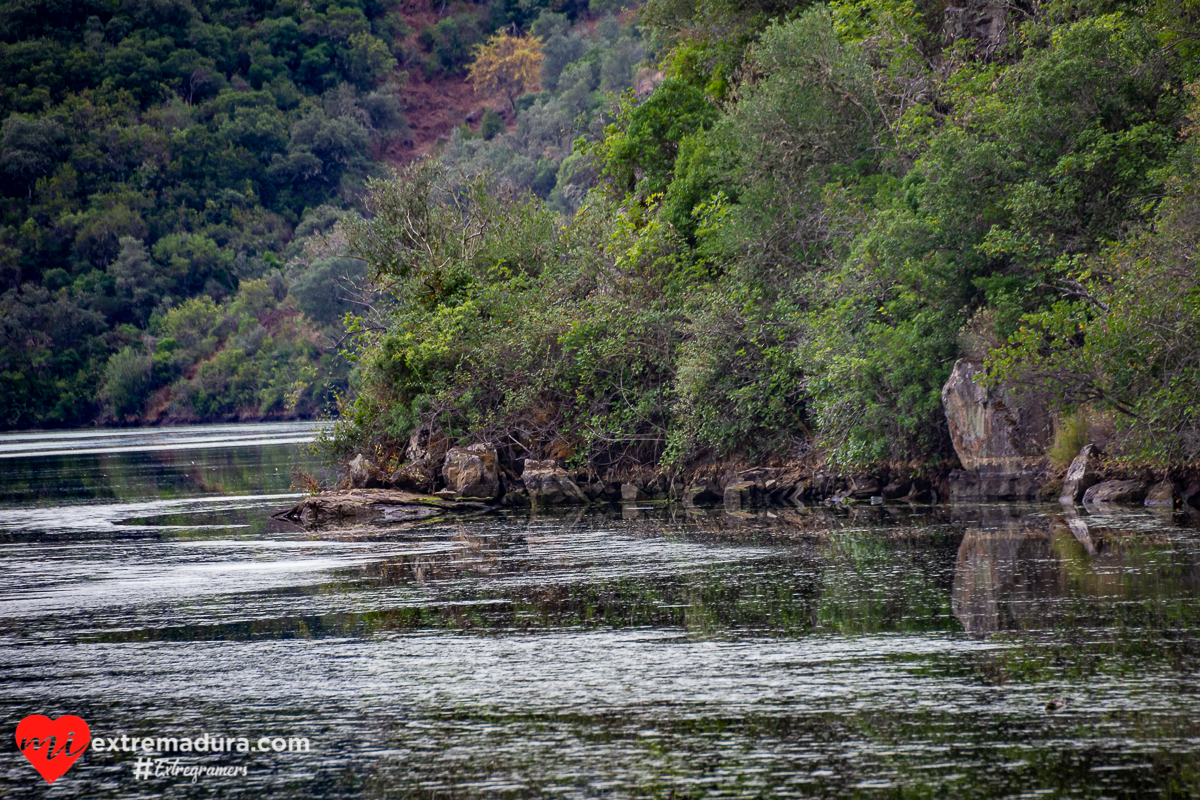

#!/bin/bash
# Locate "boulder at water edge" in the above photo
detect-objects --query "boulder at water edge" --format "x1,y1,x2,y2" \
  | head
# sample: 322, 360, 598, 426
347, 454, 384, 489
1060, 444, 1103, 505
1082, 480, 1149, 506
521, 459, 587, 505
442, 444, 500, 499
941, 359, 1053, 500
1144, 481, 1177, 508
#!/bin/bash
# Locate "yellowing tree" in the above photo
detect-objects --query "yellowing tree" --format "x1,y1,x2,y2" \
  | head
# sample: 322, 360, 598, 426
467, 32, 544, 112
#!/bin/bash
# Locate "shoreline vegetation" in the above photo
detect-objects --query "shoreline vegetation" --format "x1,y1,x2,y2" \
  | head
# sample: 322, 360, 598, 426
5, 1, 1199, 494
313, 0, 1200, 501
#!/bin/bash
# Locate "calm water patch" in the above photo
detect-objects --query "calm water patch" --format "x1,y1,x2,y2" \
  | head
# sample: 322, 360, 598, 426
1, 424, 1198, 798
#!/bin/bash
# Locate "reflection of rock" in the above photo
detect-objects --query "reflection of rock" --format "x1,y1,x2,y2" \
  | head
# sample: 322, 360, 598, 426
951, 511, 1062, 637
1062, 508, 1096, 555
1060, 444, 1103, 505
942, 359, 1052, 500
723, 481, 755, 512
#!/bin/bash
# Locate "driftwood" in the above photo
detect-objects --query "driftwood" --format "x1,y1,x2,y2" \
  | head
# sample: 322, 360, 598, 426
274, 489, 491, 527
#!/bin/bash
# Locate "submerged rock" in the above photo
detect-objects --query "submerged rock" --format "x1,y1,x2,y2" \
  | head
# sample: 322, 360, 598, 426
275, 489, 486, 527
521, 459, 587, 505
442, 444, 500, 499
1059, 444, 1103, 505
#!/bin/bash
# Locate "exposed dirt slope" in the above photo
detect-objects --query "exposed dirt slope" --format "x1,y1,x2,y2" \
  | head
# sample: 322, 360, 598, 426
384, 0, 510, 164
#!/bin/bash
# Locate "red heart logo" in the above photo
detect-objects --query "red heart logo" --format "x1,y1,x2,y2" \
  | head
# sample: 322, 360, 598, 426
15, 714, 91, 784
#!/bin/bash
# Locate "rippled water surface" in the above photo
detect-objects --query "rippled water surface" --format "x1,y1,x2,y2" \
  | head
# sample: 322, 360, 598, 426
2, 425, 1199, 798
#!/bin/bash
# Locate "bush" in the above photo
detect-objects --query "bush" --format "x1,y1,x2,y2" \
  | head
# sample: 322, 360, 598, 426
481, 108, 504, 140
100, 345, 152, 418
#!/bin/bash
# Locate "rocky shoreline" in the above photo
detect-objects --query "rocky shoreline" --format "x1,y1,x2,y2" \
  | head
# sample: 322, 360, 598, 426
289, 359, 1200, 524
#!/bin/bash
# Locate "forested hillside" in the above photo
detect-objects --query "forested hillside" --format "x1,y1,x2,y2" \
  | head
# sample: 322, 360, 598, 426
0, 0, 637, 428
328, 0, 1200, 472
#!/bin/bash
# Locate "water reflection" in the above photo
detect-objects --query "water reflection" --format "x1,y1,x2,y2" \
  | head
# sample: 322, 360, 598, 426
952, 505, 1200, 637
0, 428, 1199, 798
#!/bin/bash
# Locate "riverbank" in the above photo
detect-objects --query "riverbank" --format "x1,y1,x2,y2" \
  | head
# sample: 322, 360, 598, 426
320, 357, 1200, 514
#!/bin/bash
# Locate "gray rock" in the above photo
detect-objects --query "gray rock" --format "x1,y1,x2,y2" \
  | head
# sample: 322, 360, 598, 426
500, 488, 531, 507
521, 459, 587, 505
386, 461, 433, 492
1144, 480, 1176, 508
724, 481, 755, 512
1082, 480, 1149, 506
1059, 443, 1103, 505
621, 483, 647, 502
442, 444, 500, 499
882, 480, 911, 499
941, 359, 1052, 498
347, 454, 383, 489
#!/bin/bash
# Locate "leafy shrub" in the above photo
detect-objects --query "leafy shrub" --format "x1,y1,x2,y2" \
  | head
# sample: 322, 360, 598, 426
100, 345, 152, 418
481, 108, 504, 140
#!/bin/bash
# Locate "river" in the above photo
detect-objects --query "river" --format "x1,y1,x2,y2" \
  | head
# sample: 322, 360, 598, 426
1, 423, 1198, 798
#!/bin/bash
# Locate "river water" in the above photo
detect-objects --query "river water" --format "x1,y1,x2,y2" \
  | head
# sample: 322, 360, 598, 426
1, 423, 1198, 798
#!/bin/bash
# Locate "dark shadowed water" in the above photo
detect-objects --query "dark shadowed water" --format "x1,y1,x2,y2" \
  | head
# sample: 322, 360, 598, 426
2, 424, 1199, 798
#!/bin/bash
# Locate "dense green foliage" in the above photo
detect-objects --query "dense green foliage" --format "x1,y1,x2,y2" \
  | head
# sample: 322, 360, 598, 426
330, 0, 1200, 469
441, 10, 647, 215
0, 0, 415, 425
0, 0, 606, 428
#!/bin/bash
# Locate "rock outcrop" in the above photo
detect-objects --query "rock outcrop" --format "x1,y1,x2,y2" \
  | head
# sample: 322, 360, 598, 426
521, 459, 587, 505
1083, 480, 1149, 506
442, 444, 500, 499
386, 462, 434, 493
1059, 444, 1103, 505
942, 359, 1053, 500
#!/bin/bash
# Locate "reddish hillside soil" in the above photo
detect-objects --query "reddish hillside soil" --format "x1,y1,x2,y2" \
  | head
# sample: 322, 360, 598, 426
384, 0, 510, 164
387, 70, 510, 164
381, 1, 638, 163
